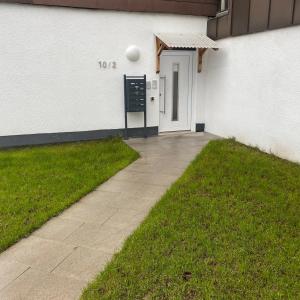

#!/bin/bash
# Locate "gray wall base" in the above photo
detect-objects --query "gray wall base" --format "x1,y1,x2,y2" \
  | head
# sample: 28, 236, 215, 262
0, 127, 159, 149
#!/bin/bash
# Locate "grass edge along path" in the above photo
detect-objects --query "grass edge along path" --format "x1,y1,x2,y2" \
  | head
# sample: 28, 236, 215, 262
82, 139, 300, 299
0, 138, 139, 253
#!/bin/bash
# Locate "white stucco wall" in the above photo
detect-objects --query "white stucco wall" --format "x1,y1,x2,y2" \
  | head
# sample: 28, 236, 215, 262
0, 3, 207, 136
2, 4, 299, 163
202, 26, 300, 162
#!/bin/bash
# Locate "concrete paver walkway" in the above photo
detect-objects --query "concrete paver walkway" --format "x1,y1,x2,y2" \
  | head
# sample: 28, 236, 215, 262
0, 132, 218, 300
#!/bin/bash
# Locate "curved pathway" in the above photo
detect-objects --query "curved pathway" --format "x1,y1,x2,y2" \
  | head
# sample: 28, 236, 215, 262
0, 132, 218, 300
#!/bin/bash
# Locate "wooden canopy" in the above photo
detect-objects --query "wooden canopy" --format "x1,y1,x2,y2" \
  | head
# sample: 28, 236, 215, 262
155, 33, 218, 73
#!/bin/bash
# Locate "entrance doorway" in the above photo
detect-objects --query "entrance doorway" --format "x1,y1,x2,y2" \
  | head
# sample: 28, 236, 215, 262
159, 51, 193, 133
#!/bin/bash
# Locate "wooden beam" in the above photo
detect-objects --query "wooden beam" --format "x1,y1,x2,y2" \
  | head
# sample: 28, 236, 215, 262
155, 36, 169, 74
198, 48, 207, 73
157, 44, 164, 56
156, 37, 161, 74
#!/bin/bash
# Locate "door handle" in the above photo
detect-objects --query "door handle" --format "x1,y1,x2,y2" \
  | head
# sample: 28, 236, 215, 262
159, 76, 166, 114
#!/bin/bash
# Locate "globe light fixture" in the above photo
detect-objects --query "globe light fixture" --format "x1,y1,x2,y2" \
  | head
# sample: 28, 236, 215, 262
126, 45, 141, 62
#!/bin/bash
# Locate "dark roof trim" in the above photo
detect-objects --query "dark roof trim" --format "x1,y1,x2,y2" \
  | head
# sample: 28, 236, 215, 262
1, 0, 218, 17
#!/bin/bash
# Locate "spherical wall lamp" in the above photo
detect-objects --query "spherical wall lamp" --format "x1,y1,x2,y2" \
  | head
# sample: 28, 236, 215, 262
126, 45, 141, 62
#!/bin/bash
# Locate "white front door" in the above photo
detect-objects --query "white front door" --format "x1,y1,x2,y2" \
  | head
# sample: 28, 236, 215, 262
159, 52, 193, 132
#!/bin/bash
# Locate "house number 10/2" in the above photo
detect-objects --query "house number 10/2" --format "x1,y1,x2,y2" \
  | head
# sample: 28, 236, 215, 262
99, 61, 117, 69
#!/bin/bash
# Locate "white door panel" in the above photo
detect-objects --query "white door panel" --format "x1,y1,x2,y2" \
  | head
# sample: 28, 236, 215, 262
159, 52, 193, 132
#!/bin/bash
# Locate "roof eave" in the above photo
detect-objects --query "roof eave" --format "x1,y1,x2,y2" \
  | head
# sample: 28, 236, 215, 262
0, 0, 218, 17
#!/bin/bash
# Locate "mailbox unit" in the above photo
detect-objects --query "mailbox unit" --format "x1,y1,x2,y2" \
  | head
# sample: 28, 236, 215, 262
124, 75, 147, 139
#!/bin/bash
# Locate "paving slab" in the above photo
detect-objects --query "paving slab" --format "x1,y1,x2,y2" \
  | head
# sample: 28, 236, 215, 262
59, 201, 117, 224
63, 223, 121, 250
1, 236, 75, 273
0, 132, 219, 299
52, 247, 111, 282
112, 170, 179, 186
0, 268, 85, 300
0, 260, 29, 291
99, 193, 159, 212
96, 227, 135, 254
33, 217, 84, 242
103, 208, 147, 229
78, 190, 121, 208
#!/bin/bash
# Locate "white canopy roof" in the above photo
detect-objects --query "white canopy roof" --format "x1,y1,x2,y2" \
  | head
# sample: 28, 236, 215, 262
155, 32, 218, 49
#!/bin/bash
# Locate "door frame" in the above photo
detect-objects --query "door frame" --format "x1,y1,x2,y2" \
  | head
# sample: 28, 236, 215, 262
159, 50, 195, 133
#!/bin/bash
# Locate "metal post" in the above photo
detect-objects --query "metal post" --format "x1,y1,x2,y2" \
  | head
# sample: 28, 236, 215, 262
124, 75, 128, 140
143, 75, 147, 138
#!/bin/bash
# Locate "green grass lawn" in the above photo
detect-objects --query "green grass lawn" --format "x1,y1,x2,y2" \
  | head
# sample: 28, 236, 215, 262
82, 139, 300, 299
0, 138, 138, 253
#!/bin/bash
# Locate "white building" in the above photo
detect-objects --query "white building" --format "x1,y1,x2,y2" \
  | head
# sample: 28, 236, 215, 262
1, 0, 300, 162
